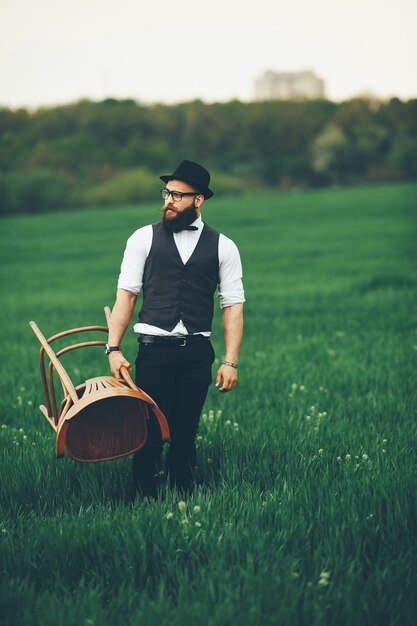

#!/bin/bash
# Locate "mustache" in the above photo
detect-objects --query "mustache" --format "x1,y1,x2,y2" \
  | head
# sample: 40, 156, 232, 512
159, 205, 178, 213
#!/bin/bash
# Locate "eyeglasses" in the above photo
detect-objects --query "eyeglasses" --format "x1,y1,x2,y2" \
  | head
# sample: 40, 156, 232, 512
160, 188, 200, 202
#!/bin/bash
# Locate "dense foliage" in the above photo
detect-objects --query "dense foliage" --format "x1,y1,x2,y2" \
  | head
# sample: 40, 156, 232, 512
0, 97, 416, 214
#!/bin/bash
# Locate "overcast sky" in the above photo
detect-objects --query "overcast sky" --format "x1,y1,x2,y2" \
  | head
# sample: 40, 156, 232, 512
1, 0, 416, 109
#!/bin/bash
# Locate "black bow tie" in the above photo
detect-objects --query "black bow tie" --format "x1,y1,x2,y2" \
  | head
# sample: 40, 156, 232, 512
184, 226, 198, 231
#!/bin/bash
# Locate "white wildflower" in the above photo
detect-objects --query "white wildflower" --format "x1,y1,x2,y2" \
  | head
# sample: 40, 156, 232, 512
318, 570, 330, 587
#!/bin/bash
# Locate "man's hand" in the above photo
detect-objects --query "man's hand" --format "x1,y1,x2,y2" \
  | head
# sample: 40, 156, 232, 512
108, 351, 131, 380
215, 364, 238, 393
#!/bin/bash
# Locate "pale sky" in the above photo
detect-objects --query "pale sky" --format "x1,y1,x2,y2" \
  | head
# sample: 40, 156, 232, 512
1, 0, 416, 109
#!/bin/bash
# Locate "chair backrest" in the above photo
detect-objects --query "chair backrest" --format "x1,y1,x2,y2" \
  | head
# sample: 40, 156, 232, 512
29, 321, 109, 427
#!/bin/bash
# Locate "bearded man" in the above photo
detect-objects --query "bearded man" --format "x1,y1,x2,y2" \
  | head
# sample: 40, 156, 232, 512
106, 160, 245, 498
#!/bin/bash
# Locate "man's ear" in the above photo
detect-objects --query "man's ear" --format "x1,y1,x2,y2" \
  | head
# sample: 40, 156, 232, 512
195, 195, 204, 209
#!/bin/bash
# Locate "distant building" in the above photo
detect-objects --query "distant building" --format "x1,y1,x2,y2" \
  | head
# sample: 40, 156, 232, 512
254, 70, 325, 100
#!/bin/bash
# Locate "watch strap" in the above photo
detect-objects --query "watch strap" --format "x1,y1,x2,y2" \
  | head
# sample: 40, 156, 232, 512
105, 344, 121, 355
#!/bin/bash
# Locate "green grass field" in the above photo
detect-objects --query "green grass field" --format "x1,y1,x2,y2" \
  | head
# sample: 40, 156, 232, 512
1, 182, 416, 626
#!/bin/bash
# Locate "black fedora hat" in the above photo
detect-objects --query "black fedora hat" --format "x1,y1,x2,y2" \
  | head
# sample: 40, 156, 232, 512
160, 159, 214, 199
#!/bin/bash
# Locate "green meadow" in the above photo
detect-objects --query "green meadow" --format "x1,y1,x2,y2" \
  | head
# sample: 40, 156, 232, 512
0, 182, 416, 625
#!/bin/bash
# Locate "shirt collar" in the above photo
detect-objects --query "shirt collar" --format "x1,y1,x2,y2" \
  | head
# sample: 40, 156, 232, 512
190, 215, 203, 230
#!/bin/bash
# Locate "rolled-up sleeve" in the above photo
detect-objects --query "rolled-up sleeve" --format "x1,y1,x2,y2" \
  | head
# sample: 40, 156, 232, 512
218, 235, 245, 308
117, 225, 152, 295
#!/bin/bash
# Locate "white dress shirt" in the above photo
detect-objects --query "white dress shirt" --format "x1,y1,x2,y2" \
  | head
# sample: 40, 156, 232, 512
117, 215, 245, 336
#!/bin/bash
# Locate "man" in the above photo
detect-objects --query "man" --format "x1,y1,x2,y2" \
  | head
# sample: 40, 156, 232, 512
107, 160, 244, 498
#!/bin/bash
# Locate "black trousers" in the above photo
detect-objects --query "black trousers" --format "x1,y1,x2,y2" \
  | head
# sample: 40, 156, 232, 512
133, 336, 215, 497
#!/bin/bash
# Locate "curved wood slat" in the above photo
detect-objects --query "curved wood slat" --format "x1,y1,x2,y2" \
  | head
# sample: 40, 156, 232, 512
30, 321, 79, 405
38, 349, 53, 422
46, 325, 109, 343
104, 306, 112, 326
56, 341, 107, 358
40, 405, 57, 431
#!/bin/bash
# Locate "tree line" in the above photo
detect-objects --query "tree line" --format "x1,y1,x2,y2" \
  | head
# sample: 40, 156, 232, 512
0, 96, 416, 214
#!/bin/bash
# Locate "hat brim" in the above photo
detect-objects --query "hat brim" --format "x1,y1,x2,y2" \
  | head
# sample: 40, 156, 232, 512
160, 175, 214, 199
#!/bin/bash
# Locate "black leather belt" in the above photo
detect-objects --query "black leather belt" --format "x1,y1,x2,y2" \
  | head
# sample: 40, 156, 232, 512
139, 334, 209, 347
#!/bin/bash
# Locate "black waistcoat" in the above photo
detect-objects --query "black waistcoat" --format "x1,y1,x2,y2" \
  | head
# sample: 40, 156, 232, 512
138, 222, 220, 333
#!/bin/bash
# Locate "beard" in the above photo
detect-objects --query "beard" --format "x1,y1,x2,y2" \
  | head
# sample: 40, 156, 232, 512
161, 202, 199, 233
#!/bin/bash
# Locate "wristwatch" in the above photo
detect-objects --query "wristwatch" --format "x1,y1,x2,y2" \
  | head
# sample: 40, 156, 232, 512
105, 344, 120, 355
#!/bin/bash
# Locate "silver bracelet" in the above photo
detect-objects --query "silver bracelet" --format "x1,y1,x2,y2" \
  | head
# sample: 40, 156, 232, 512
222, 359, 238, 369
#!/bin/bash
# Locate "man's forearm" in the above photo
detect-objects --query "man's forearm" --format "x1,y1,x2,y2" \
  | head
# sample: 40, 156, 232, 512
108, 288, 137, 346
222, 303, 243, 362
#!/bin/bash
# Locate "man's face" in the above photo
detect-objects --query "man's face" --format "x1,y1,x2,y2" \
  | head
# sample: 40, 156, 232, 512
161, 179, 204, 233
162, 179, 200, 220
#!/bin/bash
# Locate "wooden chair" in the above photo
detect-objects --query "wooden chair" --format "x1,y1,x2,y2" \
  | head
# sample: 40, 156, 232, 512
29, 307, 170, 462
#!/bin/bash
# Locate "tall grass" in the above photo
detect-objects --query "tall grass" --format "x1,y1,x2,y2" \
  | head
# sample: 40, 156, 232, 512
1, 182, 416, 625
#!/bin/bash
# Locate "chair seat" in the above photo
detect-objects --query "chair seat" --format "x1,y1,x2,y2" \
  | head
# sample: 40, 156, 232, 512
57, 376, 154, 462
65, 393, 149, 462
